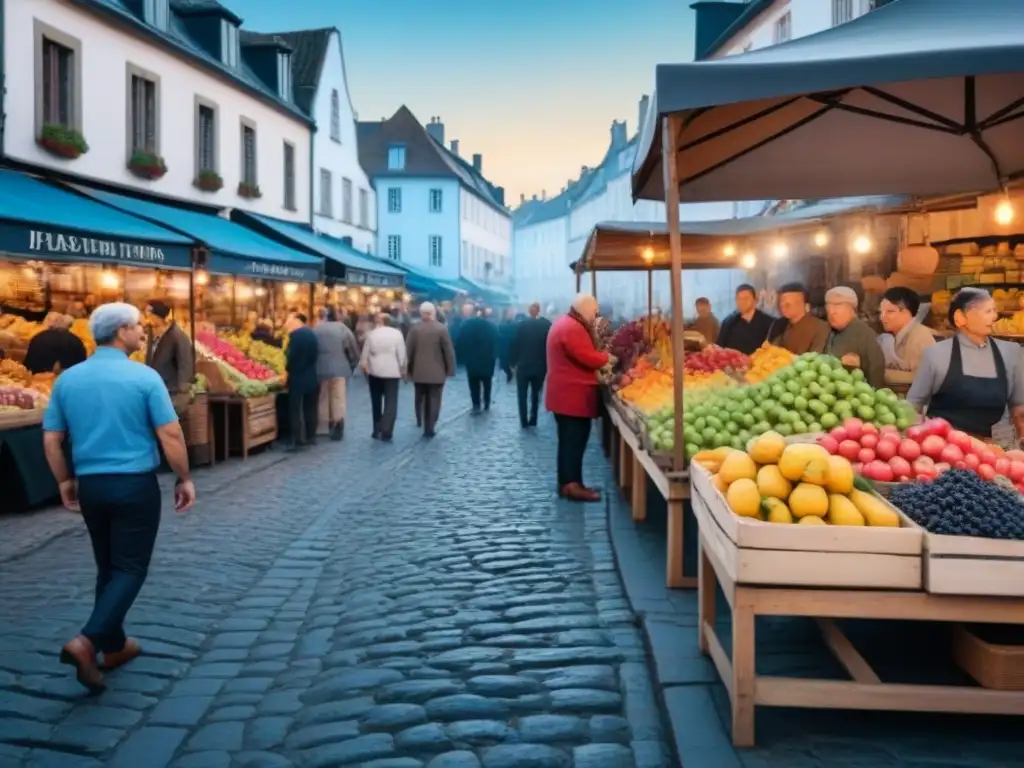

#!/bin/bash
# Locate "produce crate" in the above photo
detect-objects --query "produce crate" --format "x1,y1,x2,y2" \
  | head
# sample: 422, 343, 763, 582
245, 395, 278, 445
182, 394, 213, 467
196, 359, 236, 395
952, 624, 1024, 690
689, 462, 923, 589
895, 511, 1024, 597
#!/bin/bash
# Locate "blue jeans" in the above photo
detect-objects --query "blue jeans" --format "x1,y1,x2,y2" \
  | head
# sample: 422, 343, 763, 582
78, 472, 161, 653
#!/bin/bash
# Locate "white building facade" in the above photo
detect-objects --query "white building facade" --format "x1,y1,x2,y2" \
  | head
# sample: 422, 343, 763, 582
268, 28, 376, 253
358, 110, 511, 289
3, 0, 312, 220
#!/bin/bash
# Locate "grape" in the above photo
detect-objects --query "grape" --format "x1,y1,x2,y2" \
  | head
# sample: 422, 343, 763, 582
890, 470, 1024, 540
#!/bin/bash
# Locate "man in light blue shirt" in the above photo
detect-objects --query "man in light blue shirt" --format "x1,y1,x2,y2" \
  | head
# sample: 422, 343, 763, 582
43, 302, 196, 693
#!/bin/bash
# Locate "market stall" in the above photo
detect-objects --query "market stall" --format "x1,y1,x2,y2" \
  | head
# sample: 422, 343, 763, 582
0, 170, 197, 509
72, 187, 325, 458
630, 0, 1024, 744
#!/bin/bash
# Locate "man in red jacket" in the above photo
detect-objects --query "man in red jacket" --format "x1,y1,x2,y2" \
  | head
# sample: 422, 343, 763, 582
546, 294, 610, 502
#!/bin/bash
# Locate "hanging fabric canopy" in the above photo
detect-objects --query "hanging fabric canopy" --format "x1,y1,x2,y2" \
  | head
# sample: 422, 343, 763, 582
632, 0, 1024, 203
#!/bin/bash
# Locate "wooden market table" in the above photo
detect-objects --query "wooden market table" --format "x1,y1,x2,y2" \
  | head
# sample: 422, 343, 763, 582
208, 393, 278, 461
688, 461, 1024, 748
603, 399, 695, 589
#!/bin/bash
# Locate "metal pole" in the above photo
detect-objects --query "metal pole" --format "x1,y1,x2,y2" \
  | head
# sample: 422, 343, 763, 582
647, 268, 653, 339
590, 268, 596, 300
188, 250, 197, 377
661, 115, 686, 471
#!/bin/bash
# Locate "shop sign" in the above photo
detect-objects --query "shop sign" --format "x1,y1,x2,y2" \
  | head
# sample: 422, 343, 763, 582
0, 225, 192, 267
346, 269, 404, 288
242, 260, 321, 283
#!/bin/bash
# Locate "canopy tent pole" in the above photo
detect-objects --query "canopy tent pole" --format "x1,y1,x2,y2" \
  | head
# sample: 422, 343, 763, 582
662, 115, 686, 471
576, 269, 582, 293
647, 268, 653, 340
590, 267, 597, 299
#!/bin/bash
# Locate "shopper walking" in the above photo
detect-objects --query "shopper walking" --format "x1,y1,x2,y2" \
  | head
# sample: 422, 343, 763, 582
313, 307, 360, 441
284, 312, 319, 450
42, 302, 195, 693
144, 300, 194, 416
510, 302, 551, 428
455, 307, 499, 413
361, 312, 406, 441
406, 301, 456, 437
546, 293, 610, 502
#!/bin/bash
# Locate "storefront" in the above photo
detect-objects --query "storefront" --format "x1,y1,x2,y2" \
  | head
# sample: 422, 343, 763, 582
0, 169, 197, 510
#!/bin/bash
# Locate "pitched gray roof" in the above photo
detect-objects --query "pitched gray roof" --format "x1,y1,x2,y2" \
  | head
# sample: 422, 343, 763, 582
268, 29, 333, 115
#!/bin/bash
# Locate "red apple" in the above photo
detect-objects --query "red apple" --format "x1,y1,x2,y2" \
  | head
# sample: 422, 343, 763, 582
880, 425, 900, 437
888, 456, 912, 478
939, 444, 964, 464
979, 450, 998, 467
995, 457, 1011, 477
860, 434, 879, 451
858, 448, 877, 464
843, 418, 864, 441
925, 418, 951, 438
898, 439, 922, 461
865, 460, 894, 482
964, 453, 981, 471
862, 423, 879, 436
875, 439, 899, 461
838, 440, 861, 461
830, 427, 848, 443
1009, 460, 1024, 483
978, 464, 997, 482
947, 430, 972, 453
905, 424, 928, 443
817, 435, 839, 454
920, 435, 946, 460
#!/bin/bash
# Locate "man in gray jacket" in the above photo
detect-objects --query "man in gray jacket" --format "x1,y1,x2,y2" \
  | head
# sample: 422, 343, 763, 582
406, 302, 456, 438
313, 307, 360, 441
144, 300, 193, 417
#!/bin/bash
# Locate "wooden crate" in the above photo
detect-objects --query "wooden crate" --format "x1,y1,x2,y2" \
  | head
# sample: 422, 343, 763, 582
196, 359, 236, 395
245, 395, 277, 440
894, 511, 1024, 597
689, 462, 923, 589
952, 624, 1024, 691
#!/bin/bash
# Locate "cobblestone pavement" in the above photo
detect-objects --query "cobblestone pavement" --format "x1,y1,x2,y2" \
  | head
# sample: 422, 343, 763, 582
0, 376, 673, 768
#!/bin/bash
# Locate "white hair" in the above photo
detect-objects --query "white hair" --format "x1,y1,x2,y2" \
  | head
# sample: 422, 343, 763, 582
571, 293, 597, 313
419, 301, 436, 317
89, 302, 140, 344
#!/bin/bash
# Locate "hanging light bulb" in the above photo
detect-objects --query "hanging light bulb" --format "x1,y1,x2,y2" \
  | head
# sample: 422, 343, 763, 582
771, 241, 788, 260
852, 235, 873, 254
254, 286, 267, 297
641, 246, 655, 263
100, 270, 120, 290
740, 252, 757, 269
723, 243, 737, 258
813, 230, 830, 248
283, 282, 299, 296
995, 198, 1015, 226
195, 270, 209, 286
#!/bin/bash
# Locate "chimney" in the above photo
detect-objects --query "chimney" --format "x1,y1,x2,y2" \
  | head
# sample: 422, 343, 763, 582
532, 194, 538, 201
472, 153, 482, 173
638, 94, 650, 133
691, 2, 747, 60
610, 120, 627, 148
519, 193, 525, 205
425, 116, 445, 145
581, 165, 589, 176
494, 186, 505, 206
450, 139, 459, 156
541, 190, 547, 200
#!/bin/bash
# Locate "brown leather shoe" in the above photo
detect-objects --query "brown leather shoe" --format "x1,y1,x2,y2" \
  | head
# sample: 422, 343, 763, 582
561, 482, 601, 502
60, 635, 106, 694
101, 638, 141, 670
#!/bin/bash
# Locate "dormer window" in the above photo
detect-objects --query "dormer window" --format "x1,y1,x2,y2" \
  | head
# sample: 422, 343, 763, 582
143, 0, 168, 30
276, 52, 292, 101
220, 21, 239, 68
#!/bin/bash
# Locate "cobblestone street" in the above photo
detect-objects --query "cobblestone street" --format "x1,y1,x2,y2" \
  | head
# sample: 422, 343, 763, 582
0, 376, 672, 768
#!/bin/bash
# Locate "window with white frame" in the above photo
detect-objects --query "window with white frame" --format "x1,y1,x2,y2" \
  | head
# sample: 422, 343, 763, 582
359, 189, 369, 227
429, 236, 442, 267
832, 0, 854, 25
342, 177, 353, 223
773, 12, 792, 43
241, 122, 257, 186
387, 187, 401, 213
319, 168, 332, 216
221, 22, 239, 68
387, 144, 406, 170
387, 235, 401, 261
330, 89, 340, 141
277, 53, 292, 101
429, 188, 443, 213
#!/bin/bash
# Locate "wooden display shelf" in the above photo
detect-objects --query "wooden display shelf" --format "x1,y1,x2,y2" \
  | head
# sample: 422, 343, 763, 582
697, 524, 1024, 748
605, 404, 694, 589
689, 462, 923, 590
208, 393, 278, 460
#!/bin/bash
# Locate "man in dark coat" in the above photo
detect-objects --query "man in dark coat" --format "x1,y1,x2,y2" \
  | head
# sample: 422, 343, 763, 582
284, 313, 319, 450
144, 300, 194, 416
716, 283, 775, 355
23, 312, 87, 375
497, 309, 517, 383
455, 308, 499, 412
509, 302, 551, 428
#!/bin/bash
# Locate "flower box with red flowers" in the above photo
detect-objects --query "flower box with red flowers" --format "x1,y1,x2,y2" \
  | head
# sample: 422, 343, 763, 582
127, 151, 168, 180
36, 124, 89, 160
237, 181, 262, 199
194, 170, 223, 192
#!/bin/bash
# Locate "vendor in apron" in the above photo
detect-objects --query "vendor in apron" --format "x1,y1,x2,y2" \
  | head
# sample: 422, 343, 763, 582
906, 288, 1024, 440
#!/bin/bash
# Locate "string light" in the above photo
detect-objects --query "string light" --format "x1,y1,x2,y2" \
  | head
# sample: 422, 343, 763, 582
995, 198, 1015, 226
771, 241, 788, 260
852, 235, 873, 254
723, 243, 737, 258
813, 230, 830, 248
740, 252, 757, 269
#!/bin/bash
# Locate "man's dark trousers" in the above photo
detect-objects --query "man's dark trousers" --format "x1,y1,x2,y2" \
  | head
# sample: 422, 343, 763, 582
517, 373, 543, 426
288, 388, 318, 445
415, 383, 444, 434
468, 376, 492, 411
78, 472, 161, 653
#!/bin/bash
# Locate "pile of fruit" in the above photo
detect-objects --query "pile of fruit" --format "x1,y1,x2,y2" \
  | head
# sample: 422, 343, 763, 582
0, 359, 54, 404
196, 331, 277, 381
892, 470, 1024, 540
696, 434, 899, 526
607, 317, 670, 373
744, 343, 795, 383
220, 330, 285, 374
684, 346, 749, 375
820, 416, 1024, 492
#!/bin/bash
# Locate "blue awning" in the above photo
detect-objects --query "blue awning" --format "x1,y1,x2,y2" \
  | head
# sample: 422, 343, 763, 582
391, 263, 465, 299
0, 170, 194, 268
234, 212, 405, 288
71, 187, 323, 283
457, 276, 513, 303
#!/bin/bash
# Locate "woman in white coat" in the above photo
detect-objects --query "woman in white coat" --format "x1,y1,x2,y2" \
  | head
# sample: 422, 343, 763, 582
360, 312, 407, 441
